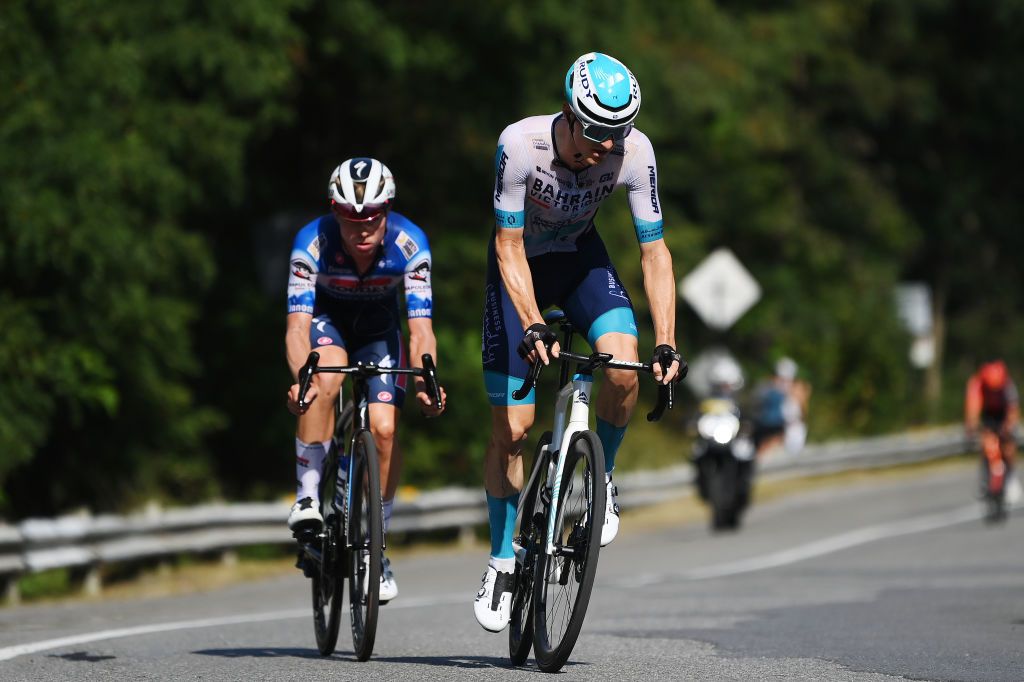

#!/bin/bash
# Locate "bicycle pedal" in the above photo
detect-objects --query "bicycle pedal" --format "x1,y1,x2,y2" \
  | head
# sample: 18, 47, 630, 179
294, 552, 317, 579
292, 525, 320, 544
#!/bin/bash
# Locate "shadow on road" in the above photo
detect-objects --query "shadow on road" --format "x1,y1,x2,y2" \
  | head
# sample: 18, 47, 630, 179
194, 648, 587, 671
374, 655, 585, 671
193, 647, 323, 660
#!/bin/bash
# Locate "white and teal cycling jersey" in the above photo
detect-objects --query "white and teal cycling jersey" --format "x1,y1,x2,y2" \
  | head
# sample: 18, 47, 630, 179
493, 113, 663, 257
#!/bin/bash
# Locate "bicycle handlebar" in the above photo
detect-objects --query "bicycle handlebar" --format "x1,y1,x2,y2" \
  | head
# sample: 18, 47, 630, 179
510, 349, 676, 422
296, 351, 444, 415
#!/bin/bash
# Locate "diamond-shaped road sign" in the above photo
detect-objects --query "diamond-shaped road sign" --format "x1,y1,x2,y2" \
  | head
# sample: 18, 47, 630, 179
679, 248, 761, 331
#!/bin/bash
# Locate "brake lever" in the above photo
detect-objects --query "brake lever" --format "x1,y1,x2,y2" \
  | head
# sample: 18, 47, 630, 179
297, 351, 320, 410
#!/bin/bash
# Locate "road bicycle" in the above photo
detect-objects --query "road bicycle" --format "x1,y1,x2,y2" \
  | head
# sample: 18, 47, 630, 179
508, 309, 676, 672
976, 426, 1010, 524
294, 350, 442, 660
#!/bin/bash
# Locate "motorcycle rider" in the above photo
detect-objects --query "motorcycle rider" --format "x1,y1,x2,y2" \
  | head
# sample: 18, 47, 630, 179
693, 357, 750, 510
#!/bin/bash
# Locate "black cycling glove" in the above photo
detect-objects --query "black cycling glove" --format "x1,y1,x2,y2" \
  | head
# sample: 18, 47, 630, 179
517, 323, 558, 360
651, 344, 688, 381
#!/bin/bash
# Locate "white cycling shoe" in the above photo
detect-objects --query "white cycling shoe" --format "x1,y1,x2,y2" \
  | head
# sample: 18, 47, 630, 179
473, 565, 514, 632
379, 555, 398, 603
288, 497, 323, 531
600, 479, 620, 547
361, 552, 399, 603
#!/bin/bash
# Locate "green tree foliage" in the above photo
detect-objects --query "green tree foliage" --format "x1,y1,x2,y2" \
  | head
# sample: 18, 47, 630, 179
2, 0, 1021, 517
0, 0, 306, 515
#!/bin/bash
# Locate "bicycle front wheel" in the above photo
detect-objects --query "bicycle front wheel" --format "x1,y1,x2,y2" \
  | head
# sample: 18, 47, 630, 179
348, 430, 382, 661
533, 430, 605, 672
509, 432, 552, 666
312, 443, 344, 656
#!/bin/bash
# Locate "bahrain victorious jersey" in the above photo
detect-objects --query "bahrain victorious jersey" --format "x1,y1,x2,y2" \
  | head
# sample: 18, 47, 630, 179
492, 113, 664, 257
287, 211, 432, 327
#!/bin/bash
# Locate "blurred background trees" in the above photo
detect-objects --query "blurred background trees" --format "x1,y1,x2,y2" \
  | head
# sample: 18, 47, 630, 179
1, 0, 1020, 517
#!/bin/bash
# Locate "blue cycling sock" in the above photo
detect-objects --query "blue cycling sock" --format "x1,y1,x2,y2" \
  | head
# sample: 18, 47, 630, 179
486, 492, 520, 559
596, 417, 627, 476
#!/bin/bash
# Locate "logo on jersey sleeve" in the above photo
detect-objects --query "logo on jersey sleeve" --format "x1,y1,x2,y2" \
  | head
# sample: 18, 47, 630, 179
395, 231, 419, 259
408, 259, 431, 282
648, 165, 660, 214
494, 146, 509, 202
307, 234, 324, 260
291, 258, 314, 280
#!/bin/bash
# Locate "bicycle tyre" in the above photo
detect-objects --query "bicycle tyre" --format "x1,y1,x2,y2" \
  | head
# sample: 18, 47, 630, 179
981, 456, 1008, 524
312, 442, 344, 656
533, 430, 606, 672
509, 432, 552, 666
348, 430, 382, 661
711, 456, 738, 531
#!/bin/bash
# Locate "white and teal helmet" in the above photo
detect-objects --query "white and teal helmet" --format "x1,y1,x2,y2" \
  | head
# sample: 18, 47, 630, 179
564, 52, 641, 142
328, 157, 396, 221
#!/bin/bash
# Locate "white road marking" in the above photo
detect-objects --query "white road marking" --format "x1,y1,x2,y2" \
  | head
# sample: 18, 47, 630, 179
613, 503, 989, 588
0, 593, 464, 663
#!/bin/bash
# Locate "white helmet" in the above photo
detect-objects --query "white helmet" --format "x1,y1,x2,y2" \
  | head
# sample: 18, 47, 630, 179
775, 357, 797, 381
564, 52, 641, 142
328, 157, 395, 220
709, 358, 744, 390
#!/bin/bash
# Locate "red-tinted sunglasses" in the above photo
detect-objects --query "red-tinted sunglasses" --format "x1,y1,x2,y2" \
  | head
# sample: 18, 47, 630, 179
331, 200, 389, 222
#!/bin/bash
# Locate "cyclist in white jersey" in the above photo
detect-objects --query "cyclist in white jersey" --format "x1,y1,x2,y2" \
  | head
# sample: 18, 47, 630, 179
475, 52, 686, 632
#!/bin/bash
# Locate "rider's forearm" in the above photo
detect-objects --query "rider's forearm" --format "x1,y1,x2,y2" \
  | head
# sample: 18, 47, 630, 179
407, 318, 437, 370
286, 313, 313, 380
640, 241, 677, 347
495, 233, 544, 330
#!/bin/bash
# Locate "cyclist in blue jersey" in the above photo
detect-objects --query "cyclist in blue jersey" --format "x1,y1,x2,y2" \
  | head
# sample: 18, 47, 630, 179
285, 157, 446, 603
474, 53, 687, 632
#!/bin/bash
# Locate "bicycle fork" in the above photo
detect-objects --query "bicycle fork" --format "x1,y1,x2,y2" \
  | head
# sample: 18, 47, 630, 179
544, 373, 595, 568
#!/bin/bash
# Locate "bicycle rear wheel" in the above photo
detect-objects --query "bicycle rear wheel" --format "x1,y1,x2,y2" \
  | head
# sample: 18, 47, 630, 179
509, 432, 552, 666
348, 430, 382, 661
312, 444, 344, 656
533, 430, 605, 672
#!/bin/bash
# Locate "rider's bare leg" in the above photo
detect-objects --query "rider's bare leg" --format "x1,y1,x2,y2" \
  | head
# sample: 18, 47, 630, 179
483, 404, 533, 563
295, 345, 347, 502
369, 401, 401, 532
594, 332, 639, 474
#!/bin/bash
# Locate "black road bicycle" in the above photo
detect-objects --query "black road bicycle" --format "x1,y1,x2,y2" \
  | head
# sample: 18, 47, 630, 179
294, 350, 442, 661
508, 309, 676, 672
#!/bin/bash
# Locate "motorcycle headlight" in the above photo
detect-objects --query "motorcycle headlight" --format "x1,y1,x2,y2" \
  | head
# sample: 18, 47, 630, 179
698, 413, 740, 444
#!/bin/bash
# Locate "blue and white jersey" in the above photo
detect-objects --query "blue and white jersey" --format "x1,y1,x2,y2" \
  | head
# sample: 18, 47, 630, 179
493, 113, 664, 258
287, 211, 432, 324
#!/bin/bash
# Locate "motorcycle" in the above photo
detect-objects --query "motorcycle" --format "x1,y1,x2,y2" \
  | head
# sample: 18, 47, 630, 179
692, 395, 756, 531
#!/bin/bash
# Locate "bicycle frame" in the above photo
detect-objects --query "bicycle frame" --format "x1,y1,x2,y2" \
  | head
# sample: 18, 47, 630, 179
519, 318, 672, 557
539, 371, 594, 556
296, 351, 442, 555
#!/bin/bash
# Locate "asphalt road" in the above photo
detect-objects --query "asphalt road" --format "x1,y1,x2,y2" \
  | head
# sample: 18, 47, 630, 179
1, 462, 1022, 681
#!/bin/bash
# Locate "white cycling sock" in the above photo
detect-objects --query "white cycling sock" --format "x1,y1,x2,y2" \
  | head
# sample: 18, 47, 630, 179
382, 498, 394, 533
489, 556, 515, 574
296, 438, 327, 502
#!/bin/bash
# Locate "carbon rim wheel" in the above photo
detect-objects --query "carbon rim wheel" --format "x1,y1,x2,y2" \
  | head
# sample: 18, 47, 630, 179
312, 447, 344, 656
533, 430, 605, 672
348, 430, 382, 661
509, 432, 552, 666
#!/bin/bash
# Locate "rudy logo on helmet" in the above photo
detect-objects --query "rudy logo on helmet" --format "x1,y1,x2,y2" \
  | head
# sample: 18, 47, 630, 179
564, 52, 642, 143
